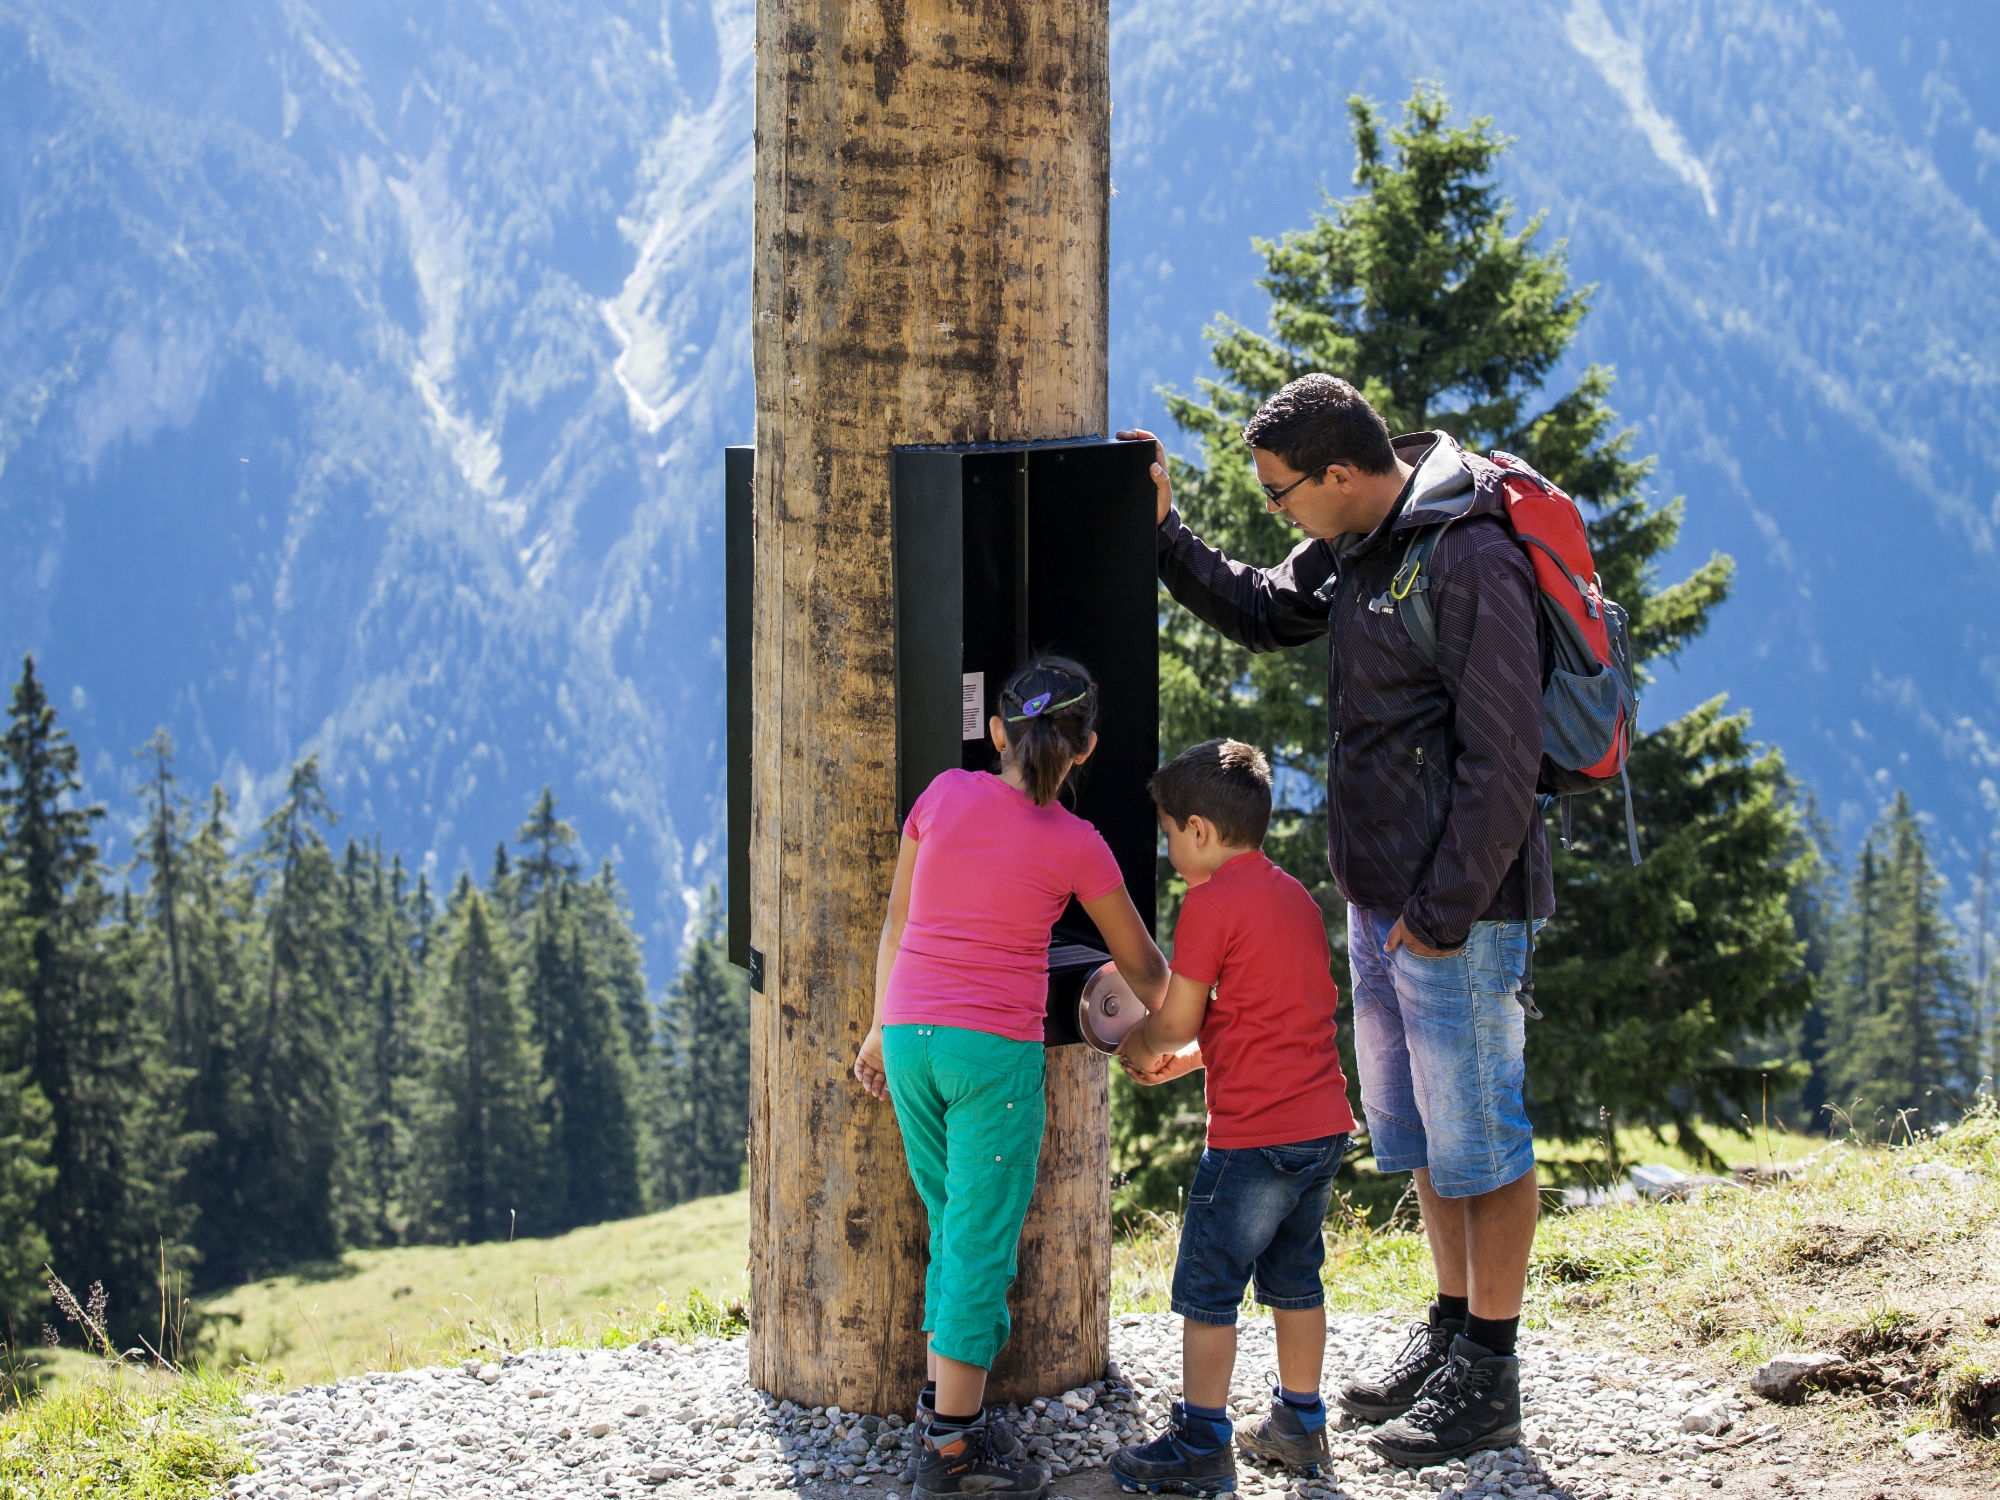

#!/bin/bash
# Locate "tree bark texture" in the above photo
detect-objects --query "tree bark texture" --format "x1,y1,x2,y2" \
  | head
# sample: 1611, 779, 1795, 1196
748, 0, 1111, 1413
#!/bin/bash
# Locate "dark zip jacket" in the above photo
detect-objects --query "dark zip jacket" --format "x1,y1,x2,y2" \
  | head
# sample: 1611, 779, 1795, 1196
1158, 430, 1554, 950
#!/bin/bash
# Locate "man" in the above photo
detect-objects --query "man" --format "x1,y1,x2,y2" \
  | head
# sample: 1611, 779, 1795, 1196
1118, 373, 1552, 1467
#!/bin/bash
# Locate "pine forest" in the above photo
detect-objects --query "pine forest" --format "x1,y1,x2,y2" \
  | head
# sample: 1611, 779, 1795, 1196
0, 658, 749, 1348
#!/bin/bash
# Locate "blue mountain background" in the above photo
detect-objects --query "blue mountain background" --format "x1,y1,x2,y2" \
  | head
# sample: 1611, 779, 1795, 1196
4, 0, 1997, 983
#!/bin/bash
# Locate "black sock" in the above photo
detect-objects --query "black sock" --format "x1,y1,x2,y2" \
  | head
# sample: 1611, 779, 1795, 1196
1463, 1314, 1518, 1356
918, 1380, 937, 1412
1434, 1293, 1469, 1323
930, 1409, 981, 1435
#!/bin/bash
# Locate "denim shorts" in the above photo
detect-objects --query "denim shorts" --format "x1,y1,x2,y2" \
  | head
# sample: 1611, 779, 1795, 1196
1346, 906, 1537, 1199
1170, 1133, 1349, 1326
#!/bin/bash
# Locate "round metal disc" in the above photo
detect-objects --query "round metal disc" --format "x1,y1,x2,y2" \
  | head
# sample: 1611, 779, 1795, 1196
1077, 961, 1146, 1054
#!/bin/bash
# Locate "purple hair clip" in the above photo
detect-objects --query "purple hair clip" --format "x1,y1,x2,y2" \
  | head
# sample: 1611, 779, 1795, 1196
1003, 686, 1088, 723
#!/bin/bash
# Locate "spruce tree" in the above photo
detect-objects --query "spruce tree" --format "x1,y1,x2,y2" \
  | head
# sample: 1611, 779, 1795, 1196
1816, 792, 1979, 1133
663, 889, 749, 1200
335, 839, 416, 1247
523, 885, 641, 1230
0, 862, 55, 1337
1123, 84, 1809, 1184
0, 659, 193, 1341
407, 883, 546, 1242
192, 758, 351, 1283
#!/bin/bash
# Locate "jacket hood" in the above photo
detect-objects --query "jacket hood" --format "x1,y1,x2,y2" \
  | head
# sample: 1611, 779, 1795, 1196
1392, 430, 1509, 532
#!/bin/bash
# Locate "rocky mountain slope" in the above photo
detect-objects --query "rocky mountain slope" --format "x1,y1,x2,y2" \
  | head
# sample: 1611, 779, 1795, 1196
0, 0, 753, 966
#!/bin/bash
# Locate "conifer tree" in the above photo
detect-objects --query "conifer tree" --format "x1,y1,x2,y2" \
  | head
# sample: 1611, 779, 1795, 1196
0, 862, 55, 1337
0, 659, 193, 1339
1816, 792, 1980, 1132
1120, 84, 1809, 1185
516, 786, 580, 901
407, 883, 546, 1242
662, 889, 749, 1201
191, 758, 351, 1283
523, 886, 641, 1229
335, 839, 416, 1247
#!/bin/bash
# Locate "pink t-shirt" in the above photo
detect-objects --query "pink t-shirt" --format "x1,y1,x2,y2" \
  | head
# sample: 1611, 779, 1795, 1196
884, 769, 1128, 1042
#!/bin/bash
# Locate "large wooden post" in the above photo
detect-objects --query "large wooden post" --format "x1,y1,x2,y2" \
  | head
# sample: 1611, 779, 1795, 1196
747, 1, 1112, 1412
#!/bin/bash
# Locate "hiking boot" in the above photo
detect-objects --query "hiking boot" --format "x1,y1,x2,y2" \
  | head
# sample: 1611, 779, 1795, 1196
1365, 1336, 1522, 1468
901, 1397, 1022, 1485
1337, 1305, 1463, 1423
1110, 1401, 1237, 1496
914, 1414, 1047, 1500
1234, 1393, 1330, 1479
899, 1387, 936, 1485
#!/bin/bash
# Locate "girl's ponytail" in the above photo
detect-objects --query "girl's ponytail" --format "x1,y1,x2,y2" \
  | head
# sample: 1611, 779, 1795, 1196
997, 656, 1099, 807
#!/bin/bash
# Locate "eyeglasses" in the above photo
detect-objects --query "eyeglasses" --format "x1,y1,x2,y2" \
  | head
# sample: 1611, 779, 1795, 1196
1261, 467, 1327, 508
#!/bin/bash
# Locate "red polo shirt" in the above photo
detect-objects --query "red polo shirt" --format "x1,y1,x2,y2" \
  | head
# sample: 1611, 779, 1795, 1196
1169, 851, 1356, 1149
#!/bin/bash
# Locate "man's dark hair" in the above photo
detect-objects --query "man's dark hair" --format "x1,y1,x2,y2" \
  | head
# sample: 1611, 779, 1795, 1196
1148, 738, 1273, 848
1241, 373, 1396, 476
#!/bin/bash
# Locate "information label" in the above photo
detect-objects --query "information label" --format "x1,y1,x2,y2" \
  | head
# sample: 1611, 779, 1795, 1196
961, 672, 985, 741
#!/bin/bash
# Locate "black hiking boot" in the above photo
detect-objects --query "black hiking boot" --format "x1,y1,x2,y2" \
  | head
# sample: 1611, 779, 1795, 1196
1234, 1392, 1330, 1479
1109, 1401, 1237, 1496
1337, 1305, 1463, 1423
914, 1414, 1047, 1500
1364, 1336, 1522, 1468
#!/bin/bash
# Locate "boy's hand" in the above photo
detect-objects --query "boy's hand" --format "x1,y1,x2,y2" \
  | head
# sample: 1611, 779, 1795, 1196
1148, 1043, 1204, 1084
853, 1026, 889, 1100
1116, 1026, 1161, 1084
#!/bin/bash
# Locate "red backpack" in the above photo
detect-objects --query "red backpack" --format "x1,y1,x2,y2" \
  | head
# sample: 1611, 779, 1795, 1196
1391, 451, 1641, 867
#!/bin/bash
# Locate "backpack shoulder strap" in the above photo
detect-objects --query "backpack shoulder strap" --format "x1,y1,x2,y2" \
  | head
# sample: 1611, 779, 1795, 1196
1384, 520, 1453, 667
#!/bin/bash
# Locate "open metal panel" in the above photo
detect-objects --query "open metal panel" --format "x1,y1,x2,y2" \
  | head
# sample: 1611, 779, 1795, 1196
727, 436, 1160, 1034
891, 437, 1160, 979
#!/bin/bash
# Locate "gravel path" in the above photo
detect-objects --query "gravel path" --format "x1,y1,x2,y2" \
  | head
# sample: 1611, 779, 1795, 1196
229, 1313, 1743, 1500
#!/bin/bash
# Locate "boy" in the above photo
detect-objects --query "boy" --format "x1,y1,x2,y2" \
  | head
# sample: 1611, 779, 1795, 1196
1111, 739, 1357, 1497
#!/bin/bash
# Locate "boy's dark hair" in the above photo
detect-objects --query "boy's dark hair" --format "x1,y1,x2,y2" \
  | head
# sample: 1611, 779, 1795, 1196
1240, 373, 1396, 477
1148, 738, 1273, 848
998, 655, 1099, 807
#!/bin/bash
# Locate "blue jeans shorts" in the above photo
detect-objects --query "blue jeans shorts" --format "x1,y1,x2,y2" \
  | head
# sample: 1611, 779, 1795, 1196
1347, 906, 1538, 1200
1170, 1133, 1349, 1326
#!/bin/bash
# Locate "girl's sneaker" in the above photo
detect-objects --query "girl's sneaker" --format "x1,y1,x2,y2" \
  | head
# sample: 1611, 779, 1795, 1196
914, 1414, 1047, 1500
1109, 1402, 1237, 1496
1234, 1393, 1330, 1478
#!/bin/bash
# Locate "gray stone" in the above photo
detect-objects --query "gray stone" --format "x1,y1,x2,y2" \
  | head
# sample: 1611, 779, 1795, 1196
1748, 1351, 1845, 1404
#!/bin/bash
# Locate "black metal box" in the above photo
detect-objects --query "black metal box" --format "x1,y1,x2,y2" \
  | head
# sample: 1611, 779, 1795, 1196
726, 438, 1160, 1038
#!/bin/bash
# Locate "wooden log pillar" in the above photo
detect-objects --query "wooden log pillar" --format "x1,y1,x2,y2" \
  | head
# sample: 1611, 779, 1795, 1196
747, 1, 1112, 1412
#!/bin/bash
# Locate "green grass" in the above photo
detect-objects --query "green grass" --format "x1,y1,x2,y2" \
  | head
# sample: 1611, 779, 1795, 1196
0, 1364, 253, 1500
195, 1190, 750, 1386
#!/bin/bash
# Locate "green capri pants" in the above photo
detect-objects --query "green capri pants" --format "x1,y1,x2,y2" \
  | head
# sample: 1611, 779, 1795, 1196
882, 1023, 1047, 1370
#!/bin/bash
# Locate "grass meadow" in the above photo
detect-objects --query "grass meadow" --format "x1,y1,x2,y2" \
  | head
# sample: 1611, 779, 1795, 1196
7, 1111, 1997, 1496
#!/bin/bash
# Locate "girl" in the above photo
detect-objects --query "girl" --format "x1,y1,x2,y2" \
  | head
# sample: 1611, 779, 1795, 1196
853, 656, 1169, 1500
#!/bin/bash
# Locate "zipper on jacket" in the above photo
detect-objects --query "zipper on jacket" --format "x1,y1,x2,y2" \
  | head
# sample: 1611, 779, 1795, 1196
1417, 745, 1433, 833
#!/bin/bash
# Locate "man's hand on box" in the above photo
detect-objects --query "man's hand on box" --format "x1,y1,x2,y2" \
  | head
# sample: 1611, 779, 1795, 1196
1115, 428, 1173, 526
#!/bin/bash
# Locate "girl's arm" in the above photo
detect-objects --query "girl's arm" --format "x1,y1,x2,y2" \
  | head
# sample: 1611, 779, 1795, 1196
854, 833, 919, 1100
1078, 884, 1170, 1010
